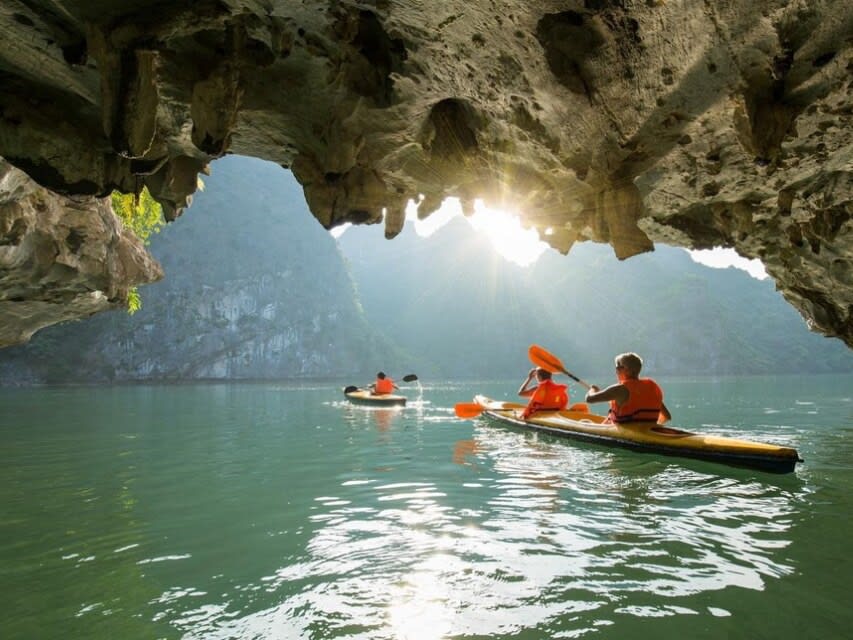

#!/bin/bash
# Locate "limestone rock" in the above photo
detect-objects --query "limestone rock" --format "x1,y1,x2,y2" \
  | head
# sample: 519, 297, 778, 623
0, 1, 850, 345
0, 159, 162, 346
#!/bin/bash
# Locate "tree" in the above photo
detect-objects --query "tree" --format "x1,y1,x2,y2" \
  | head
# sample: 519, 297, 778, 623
111, 188, 165, 314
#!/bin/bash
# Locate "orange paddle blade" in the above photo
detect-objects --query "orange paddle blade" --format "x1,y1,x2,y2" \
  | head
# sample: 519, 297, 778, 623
528, 344, 566, 374
454, 402, 485, 419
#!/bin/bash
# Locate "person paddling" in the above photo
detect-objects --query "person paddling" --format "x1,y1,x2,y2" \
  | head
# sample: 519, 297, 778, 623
370, 371, 398, 395
518, 367, 569, 418
585, 353, 671, 424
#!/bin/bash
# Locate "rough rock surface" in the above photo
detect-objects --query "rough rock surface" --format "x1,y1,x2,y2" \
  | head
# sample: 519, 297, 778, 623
0, 1, 851, 345
0, 159, 162, 346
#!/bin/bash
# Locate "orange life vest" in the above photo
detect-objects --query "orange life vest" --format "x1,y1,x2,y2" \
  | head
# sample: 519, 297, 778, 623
608, 378, 663, 423
375, 377, 395, 394
522, 379, 569, 418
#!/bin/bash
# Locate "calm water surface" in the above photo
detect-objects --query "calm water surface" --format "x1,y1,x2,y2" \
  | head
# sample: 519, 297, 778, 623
2, 375, 852, 639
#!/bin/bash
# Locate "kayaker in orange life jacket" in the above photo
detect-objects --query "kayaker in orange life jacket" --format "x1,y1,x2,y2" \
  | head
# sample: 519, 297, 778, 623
518, 368, 569, 418
584, 352, 672, 424
371, 372, 398, 395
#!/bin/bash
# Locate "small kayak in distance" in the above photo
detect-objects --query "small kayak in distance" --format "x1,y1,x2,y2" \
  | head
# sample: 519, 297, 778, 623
344, 388, 407, 407
470, 395, 802, 474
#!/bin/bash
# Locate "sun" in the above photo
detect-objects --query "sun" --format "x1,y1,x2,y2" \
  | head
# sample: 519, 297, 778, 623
466, 201, 549, 267
332, 196, 551, 267
408, 198, 549, 267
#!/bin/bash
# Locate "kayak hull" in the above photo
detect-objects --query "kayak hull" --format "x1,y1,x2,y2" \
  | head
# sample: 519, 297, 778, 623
344, 388, 407, 406
472, 395, 801, 474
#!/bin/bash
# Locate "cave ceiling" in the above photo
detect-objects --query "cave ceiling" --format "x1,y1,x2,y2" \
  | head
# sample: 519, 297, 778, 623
0, 0, 851, 347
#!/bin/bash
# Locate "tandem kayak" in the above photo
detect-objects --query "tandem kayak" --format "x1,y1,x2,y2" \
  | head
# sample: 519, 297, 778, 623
468, 395, 802, 474
344, 388, 407, 407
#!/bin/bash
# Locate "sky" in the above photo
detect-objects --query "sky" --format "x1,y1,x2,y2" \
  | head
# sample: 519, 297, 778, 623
687, 247, 768, 279
331, 198, 769, 279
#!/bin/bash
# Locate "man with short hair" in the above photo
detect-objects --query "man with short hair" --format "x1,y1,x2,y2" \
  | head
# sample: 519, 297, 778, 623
585, 353, 671, 424
371, 371, 398, 395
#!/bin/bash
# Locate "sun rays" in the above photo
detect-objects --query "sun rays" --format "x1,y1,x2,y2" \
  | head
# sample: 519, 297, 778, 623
408, 197, 550, 268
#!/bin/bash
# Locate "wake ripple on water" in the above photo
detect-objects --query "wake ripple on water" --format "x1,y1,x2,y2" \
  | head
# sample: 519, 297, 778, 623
174, 420, 806, 639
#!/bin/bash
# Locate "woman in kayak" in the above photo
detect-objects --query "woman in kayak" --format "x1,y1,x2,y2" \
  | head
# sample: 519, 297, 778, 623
371, 371, 398, 395
585, 352, 672, 424
518, 368, 569, 418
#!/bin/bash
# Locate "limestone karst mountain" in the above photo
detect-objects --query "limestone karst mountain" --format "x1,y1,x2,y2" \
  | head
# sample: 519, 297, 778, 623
0, 156, 408, 383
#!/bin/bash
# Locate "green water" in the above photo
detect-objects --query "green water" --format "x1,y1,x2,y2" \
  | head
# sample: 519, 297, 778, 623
1, 375, 852, 639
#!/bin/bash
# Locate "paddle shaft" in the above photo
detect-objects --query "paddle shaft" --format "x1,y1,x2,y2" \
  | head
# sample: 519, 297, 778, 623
558, 368, 592, 390
350, 374, 417, 393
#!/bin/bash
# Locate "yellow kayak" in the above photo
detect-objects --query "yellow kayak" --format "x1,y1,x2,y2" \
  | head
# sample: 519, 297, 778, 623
344, 388, 407, 407
471, 395, 802, 474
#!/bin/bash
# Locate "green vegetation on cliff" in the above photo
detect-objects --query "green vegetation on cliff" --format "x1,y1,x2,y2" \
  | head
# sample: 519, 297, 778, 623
111, 187, 166, 314
111, 188, 165, 244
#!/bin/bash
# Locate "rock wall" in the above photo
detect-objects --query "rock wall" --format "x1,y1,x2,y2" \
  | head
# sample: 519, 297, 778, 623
0, 1, 850, 345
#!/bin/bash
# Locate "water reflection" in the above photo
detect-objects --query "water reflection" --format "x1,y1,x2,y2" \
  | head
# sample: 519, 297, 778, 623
372, 409, 396, 433
451, 439, 480, 467
472, 425, 801, 601
341, 403, 404, 434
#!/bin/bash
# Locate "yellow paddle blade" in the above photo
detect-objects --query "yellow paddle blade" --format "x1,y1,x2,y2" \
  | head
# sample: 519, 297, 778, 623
528, 344, 566, 374
454, 402, 485, 419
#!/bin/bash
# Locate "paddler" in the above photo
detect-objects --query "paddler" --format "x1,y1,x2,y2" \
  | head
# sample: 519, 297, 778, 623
518, 367, 569, 418
585, 353, 672, 424
370, 371, 398, 395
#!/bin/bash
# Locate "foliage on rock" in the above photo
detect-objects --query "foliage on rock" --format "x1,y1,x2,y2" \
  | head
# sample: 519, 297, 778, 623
111, 188, 164, 244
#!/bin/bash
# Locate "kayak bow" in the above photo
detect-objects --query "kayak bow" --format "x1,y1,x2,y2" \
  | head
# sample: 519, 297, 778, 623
344, 387, 407, 407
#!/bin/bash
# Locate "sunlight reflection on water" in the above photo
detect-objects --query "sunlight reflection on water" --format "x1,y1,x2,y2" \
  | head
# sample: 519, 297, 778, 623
177, 411, 803, 639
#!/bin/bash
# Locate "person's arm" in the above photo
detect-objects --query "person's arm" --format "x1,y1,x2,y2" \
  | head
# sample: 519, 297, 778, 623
658, 401, 672, 424
585, 383, 628, 406
518, 369, 538, 397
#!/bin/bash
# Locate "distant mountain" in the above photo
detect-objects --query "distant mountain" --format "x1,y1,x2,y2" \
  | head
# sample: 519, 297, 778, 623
0, 157, 409, 384
337, 216, 853, 378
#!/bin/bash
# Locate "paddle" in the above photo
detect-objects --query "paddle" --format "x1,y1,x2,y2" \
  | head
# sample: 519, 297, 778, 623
528, 345, 593, 390
455, 400, 589, 419
344, 374, 417, 395
454, 402, 486, 418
